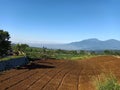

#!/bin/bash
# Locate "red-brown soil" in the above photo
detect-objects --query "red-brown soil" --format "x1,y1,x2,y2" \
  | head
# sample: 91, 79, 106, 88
0, 56, 120, 90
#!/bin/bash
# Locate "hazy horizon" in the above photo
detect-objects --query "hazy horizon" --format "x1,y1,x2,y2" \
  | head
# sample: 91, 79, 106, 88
12, 38, 120, 45
0, 0, 120, 43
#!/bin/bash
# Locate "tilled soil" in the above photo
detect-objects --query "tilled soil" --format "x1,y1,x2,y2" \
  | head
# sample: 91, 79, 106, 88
0, 56, 120, 90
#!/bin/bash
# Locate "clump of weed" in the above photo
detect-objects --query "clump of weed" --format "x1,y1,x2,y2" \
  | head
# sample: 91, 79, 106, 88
95, 73, 120, 90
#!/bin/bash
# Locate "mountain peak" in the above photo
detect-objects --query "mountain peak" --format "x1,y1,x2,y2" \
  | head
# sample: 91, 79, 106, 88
105, 39, 120, 42
82, 38, 100, 42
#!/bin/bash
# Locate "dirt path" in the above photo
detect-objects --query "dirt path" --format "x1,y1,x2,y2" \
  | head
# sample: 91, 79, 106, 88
0, 56, 120, 90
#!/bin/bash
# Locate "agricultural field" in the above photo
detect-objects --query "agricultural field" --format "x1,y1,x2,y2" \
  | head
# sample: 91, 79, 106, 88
0, 56, 120, 90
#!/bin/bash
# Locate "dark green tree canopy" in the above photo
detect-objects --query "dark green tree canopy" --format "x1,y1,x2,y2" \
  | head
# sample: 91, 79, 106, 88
0, 30, 11, 57
0, 30, 10, 41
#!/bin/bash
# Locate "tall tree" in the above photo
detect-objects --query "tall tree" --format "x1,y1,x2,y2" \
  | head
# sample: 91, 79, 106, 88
0, 30, 11, 57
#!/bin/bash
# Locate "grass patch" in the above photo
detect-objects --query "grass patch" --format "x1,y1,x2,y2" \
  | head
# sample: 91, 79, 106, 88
70, 55, 96, 60
0, 56, 24, 62
52, 54, 97, 60
95, 73, 120, 90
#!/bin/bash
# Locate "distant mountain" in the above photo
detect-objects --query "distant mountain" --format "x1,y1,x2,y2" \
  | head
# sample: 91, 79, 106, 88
69, 38, 120, 50
28, 38, 120, 50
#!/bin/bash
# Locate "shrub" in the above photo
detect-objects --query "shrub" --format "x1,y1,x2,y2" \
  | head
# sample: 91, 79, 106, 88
95, 74, 120, 90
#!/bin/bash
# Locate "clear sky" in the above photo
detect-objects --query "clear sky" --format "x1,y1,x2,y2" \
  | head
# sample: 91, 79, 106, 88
0, 0, 120, 43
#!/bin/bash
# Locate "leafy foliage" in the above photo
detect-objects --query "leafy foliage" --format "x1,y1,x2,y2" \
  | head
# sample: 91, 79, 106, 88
96, 74, 120, 90
12, 44, 29, 55
0, 30, 11, 57
21, 47, 96, 60
104, 50, 120, 55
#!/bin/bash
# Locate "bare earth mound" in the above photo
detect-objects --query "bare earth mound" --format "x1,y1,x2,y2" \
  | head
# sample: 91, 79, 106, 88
0, 56, 120, 90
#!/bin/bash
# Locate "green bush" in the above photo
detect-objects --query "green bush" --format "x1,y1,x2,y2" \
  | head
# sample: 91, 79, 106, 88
96, 74, 120, 90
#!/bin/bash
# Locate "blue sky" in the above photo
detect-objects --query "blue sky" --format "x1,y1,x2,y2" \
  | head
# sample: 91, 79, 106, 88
0, 0, 120, 43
